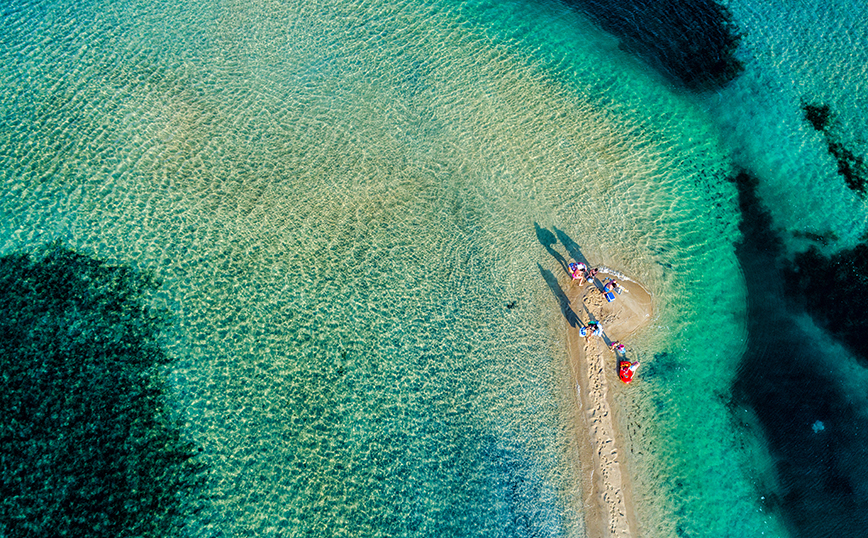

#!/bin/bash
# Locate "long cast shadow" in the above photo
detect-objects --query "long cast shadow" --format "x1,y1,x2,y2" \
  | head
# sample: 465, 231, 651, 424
538, 264, 580, 328
554, 226, 605, 291
535, 222, 569, 274
554, 227, 589, 267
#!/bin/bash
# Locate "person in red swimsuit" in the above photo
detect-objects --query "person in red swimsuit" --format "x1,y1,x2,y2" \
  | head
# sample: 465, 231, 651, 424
619, 361, 640, 384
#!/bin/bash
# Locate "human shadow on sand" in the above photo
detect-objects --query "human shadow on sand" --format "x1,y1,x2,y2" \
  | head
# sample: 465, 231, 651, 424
538, 264, 580, 328
535, 222, 569, 274
553, 226, 606, 290
554, 227, 589, 268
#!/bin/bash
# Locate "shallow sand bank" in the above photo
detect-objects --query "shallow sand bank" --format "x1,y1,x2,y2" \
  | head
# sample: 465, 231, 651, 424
565, 271, 653, 538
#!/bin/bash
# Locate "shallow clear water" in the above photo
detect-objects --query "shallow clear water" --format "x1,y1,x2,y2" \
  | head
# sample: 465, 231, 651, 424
2, 0, 866, 536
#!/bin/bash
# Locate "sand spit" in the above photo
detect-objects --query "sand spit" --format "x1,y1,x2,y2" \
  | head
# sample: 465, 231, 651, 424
566, 272, 653, 538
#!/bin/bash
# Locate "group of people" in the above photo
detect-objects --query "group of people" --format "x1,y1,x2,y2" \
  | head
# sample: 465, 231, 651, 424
569, 260, 640, 384
570, 262, 625, 301
580, 325, 640, 384
568, 262, 598, 285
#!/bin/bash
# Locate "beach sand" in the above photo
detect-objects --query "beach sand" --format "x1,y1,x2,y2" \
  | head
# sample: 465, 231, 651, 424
566, 271, 653, 538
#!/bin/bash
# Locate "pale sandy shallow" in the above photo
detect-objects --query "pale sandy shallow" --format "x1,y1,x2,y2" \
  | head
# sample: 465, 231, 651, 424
565, 270, 653, 538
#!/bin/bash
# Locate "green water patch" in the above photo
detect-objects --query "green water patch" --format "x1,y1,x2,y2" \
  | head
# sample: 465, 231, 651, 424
0, 244, 204, 537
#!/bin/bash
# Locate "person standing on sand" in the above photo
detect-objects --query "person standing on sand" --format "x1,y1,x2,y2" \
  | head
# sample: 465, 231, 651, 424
610, 341, 626, 354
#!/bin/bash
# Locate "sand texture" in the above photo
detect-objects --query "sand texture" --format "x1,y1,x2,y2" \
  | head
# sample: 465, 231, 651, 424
566, 271, 653, 538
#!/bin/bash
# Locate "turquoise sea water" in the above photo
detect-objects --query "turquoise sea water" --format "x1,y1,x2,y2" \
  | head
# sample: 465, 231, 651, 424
1, 0, 866, 536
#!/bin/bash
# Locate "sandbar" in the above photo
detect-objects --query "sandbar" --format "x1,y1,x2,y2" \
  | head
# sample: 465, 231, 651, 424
565, 269, 653, 538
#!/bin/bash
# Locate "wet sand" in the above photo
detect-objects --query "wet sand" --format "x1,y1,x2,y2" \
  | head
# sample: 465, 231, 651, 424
565, 271, 653, 538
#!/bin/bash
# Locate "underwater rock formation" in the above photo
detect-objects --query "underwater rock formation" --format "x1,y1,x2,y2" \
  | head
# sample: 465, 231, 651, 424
803, 103, 831, 132
0, 244, 204, 537
558, 0, 744, 91
784, 242, 868, 363
827, 142, 867, 197
802, 101, 867, 198
731, 171, 868, 537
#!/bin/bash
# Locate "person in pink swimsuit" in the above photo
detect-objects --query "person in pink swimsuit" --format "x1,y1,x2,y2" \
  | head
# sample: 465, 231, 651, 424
568, 262, 587, 284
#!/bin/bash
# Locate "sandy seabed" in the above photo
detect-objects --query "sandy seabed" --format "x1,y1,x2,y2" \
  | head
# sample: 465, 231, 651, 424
565, 271, 653, 538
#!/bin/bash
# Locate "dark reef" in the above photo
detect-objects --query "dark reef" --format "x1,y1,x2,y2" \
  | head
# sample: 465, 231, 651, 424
730, 171, 868, 537
801, 101, 867, 197
827, 142, 867, 197
0, 244, 204, 537
557, 0, 744, 91
784, 243, 868, 363
802, 103, 831, 132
